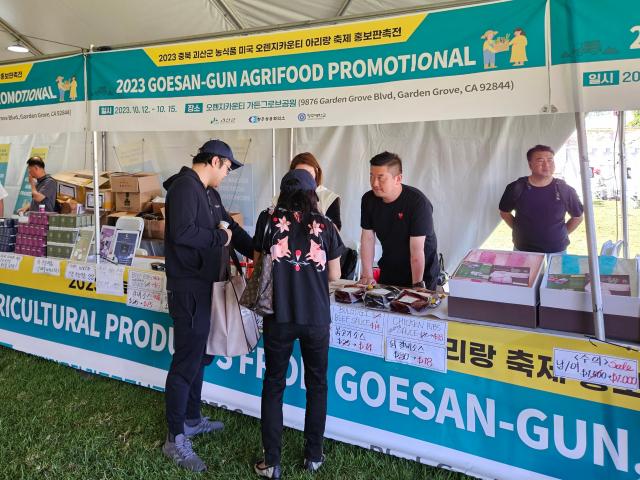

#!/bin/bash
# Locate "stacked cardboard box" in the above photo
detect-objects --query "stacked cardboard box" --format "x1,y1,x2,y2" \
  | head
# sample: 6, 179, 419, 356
15, 212, 53, 257
110, 173, 162, 213
0, 218, 17, 252
47, 214, 95, 259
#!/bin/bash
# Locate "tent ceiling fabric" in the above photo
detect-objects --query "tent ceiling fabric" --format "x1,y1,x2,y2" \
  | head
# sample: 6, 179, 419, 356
0, 0, 447, 62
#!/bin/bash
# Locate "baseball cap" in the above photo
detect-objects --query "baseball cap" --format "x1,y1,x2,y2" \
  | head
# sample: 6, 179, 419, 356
280, 169, 317, 193
199, 139, 243, 170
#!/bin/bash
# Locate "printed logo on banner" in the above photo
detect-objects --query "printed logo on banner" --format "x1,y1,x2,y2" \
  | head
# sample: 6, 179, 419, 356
297, 112, 306, 121
582, 70, 620, 86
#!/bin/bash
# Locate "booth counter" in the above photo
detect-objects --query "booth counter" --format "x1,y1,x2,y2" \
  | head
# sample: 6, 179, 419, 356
0, 255, 638, 480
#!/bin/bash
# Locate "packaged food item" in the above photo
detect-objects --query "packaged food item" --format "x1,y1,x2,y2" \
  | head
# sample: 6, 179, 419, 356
390, 289, 443, 315
334, 285, 366, 304
363, 286, 400, 310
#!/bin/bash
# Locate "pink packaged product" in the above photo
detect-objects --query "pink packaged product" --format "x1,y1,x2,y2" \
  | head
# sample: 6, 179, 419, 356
16, 234, 47, 248
454, 249, 544, 288
15, 245, 45, 257
17, 224, 48, 237
27, 212, 55, 226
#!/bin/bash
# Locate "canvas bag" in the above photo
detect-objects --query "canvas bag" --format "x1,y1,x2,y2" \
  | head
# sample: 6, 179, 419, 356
239, 212, 274, 316
206, 249, 261, 357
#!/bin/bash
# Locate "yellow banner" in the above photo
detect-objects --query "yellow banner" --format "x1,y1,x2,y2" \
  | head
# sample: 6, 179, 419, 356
446, 320, 640, 412
0, 63, 32, 84
144, 13, 426, 66
1, 257, 638, 412
30, 146, 49, 161
0, 144, 9, 164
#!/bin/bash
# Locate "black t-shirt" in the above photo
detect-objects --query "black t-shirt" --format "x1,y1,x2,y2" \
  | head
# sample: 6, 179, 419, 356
499, 177, 583, 253
254, 207, 344, 325
361, 185, 439, 289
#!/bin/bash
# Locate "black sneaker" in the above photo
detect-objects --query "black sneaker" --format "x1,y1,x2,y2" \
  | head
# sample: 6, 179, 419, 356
162, 433, 207, 472
303, 454, 325, 473
254, 460, 281, 479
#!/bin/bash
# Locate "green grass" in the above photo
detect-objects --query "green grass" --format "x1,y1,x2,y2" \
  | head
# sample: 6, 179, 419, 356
0, 347, 470, 480
483, 199, 640, 257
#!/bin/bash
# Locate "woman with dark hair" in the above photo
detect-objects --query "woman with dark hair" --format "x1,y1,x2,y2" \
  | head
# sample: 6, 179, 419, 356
254, 169, 343, 479
275, 152, 342, 230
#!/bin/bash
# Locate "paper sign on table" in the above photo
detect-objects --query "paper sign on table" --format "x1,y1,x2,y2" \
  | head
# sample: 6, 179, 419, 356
65, 262, 97, 283
384, 313, 448, 346
96, 264, 125, 296
128, 269, 165, 292
330, 304, 385, 357
127, 288, 163, 311
0, 253, 22, 271
553, 348, 638, 389
385, 336, 448, 372
32, 257, 61, 276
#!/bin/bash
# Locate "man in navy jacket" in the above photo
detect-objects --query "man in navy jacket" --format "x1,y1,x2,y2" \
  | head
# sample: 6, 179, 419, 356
162, 139, 253, 472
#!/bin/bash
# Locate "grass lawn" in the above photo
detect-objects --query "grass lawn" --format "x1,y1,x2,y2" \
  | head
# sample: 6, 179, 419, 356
0, 347, 470, 480
483, 199, 640, 257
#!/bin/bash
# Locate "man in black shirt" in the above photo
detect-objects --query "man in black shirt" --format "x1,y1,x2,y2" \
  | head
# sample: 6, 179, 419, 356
17, 157, 58, 213
162, 139, 254, 472
359, 151, 440, 290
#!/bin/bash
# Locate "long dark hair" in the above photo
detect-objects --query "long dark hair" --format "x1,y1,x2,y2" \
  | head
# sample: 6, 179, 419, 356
276, 185, 319, 217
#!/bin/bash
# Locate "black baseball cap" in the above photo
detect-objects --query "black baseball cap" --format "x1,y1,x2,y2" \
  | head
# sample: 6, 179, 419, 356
199, 139, 243, 170
280, 169, 317, 193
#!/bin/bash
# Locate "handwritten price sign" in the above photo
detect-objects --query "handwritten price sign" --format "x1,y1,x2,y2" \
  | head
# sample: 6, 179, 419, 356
553, 348, 639, 389
385, 336, 447, 372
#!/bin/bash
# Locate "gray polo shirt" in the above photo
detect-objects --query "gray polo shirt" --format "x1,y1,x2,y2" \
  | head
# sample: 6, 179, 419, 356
30, 174, 57, 212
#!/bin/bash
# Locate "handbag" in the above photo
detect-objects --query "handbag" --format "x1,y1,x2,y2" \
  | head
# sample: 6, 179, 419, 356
239, 215, 274, 316
206, 248, 261, 357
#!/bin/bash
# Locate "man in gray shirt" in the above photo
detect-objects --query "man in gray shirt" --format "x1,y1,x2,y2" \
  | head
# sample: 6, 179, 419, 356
17, 157, 57, 213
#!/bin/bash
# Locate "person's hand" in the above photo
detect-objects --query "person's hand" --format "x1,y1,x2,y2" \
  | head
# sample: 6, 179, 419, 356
28, 175, 37, 189
358, 275, 376, 286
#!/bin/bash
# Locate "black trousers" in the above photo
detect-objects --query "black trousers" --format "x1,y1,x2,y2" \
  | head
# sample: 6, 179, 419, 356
165, 290, 214, 436
261, 321, 330, 465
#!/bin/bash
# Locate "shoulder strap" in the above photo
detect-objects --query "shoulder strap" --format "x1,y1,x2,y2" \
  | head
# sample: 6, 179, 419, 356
512, 176, 529, 204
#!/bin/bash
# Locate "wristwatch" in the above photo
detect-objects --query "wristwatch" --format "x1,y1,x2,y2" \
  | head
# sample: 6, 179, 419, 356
412, 280, 426, 288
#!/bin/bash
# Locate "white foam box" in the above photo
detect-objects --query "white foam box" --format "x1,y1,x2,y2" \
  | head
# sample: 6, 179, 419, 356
539, 254, 640, 341
448, 251, 546, 328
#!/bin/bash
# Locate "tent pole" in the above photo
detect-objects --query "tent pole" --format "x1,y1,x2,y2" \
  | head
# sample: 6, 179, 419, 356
289, 128, 294, 163
272, 129, 276, 197
86, 47, 101, 264
575, 112, 605, 340
618, 111, 629, 259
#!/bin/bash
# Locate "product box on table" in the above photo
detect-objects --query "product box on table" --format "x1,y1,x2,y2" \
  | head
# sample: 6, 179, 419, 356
54, 170, 111, 205
448, 249, 546, 328
46, 243, 74, 259
16, 234, 47, 248
539, 254, 640, 342
27, 211, 55, 226
49, 214, 94, 229
17, 223, 47, 237
47, 229, 79, 244
15, 244, 46, 257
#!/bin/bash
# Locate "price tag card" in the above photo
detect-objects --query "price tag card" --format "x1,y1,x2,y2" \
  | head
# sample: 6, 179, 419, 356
96, 264, 125, 296
0, 252, 22, 271
554, 348, 638, 389
127, 288, 163, 311
384, 313, 448, 347
385, 336, 448, 372
33, 257, 61, 276
128, 269, 165, 292
65, 262, 97, 283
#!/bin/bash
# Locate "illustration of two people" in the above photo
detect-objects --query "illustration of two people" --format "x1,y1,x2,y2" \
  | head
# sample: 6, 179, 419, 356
481, 27, 527, 69
56, 75, 78, 102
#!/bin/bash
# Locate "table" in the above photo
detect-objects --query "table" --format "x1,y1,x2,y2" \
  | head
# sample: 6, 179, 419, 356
0, 255, 638, 479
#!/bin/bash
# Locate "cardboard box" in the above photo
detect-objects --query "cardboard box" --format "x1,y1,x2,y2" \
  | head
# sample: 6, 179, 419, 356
110, 172, 161, 193
144, 218, 165, 240
54, 170, 111, 204
86, 190, 114, 211
448, 250, 546, 328
115, 191, 159, 212
151, 197, 165, 215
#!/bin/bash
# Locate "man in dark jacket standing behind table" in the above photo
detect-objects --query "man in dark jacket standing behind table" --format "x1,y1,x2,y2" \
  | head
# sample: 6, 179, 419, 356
162, 139, 254, 472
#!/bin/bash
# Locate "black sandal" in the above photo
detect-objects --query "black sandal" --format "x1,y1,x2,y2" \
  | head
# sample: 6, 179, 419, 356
254, 460, 281, 479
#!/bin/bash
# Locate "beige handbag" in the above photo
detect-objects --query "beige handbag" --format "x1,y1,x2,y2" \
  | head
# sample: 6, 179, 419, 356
206, 249, 261, 357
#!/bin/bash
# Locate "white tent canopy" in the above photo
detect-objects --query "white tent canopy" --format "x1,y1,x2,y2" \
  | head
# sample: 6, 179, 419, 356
0, 0, 451, 63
